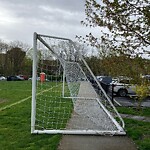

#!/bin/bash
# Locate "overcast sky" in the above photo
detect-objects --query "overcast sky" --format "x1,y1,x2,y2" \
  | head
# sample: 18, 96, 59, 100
0, 0, 99, 46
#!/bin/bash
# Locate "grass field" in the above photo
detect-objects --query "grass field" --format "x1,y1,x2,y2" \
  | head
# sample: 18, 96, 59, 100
117, 107, 150, 117
0, 81, 63, 150
0, 81, 32, 109
35, 82, 73, 131
117, 107, 150, 150
0, 81, 150, 150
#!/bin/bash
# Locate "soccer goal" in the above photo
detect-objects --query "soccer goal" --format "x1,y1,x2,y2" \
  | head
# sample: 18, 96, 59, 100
31, 32, 126, 135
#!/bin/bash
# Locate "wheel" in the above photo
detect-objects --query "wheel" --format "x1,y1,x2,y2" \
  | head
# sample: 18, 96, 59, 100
118, 89, 127, 97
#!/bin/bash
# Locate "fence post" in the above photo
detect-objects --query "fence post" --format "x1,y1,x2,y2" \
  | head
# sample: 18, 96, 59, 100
111, 84, 114, 104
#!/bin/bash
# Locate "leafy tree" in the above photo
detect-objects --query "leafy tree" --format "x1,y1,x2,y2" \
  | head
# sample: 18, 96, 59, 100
84, 53, 150, 109
20, 56, 32, 76
135, 83, 150, 110
85, 56, 102, 75
0, 40, 9, 75
78, 0, 150, 109
78, 0, 150, 55
85, 54, 150, 77
7, 47, 26, 75
0, 40, 32, 76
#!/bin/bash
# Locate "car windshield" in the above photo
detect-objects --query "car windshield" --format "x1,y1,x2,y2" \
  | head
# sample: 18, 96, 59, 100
119, 79, 130, 84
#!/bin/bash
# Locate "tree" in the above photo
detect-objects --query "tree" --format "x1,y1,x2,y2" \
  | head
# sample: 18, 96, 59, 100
50, 41, 88, 61
7, 47, 26, 75
78, 0, 150, 55
20, 56, 32, 76
0, 40, 10, 75
9, 40, 30, 52
85, 56, 102, 75
78, 0, 150, 109
0, 39, 9, 53
0, 39, 32, 76
135, 83, 150, 110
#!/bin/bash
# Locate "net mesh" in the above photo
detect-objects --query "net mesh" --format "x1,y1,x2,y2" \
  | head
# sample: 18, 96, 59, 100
32, 33, 125, 134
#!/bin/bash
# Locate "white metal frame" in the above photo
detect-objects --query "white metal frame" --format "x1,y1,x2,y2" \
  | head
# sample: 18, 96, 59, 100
31, 32, 37, 133
31, 32, 126, 135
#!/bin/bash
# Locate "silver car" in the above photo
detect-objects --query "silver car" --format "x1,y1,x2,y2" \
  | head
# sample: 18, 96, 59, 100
0, 76, 6, 81
109, 78, 136, 97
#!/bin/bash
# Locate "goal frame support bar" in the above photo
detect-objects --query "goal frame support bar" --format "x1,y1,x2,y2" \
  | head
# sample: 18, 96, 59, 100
32, 130, 126, 135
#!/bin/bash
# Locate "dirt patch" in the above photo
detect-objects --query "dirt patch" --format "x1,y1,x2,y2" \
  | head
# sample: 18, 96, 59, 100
0, 99, 8, 104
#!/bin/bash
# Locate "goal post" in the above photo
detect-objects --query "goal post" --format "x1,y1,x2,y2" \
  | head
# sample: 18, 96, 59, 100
31, 32, 126, 135
31, 32, 38, 133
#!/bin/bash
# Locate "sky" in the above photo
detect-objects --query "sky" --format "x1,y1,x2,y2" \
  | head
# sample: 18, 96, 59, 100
0, 0, 149, 59
0, 0, 99, 46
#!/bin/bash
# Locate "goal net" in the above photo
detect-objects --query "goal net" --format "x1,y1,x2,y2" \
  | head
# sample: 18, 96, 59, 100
31, 32, 125, 135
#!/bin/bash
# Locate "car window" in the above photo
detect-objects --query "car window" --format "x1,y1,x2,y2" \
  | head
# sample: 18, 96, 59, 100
119, 80, 130, 84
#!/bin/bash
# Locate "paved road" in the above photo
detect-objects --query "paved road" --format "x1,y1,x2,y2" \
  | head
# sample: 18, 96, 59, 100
113, 96, 150, 107
58, 135, 137, 150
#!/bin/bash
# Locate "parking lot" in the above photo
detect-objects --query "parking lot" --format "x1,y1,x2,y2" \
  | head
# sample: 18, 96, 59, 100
114, 96, 150, 107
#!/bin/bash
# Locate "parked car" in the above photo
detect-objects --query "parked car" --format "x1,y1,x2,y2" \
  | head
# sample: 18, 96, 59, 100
28, 77, 40, 81
18, 75, 29, 80
97, 76, 112, 93
0, 76, 6, 80
7, 75, 24, 81
142, 75, 150, 81
109, 78, 136, 97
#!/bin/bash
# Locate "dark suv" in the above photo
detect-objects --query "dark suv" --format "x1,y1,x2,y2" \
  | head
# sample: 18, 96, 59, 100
7, 75, 24, 81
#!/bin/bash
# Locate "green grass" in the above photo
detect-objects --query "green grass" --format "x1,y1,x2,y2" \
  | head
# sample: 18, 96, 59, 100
124, 118, 150, 150
0, 81, 32, 108
116, 106, 150, 150
36, 89, 73, 130
1, 81, 150, 150
116, 107, 150, 117
0, 81, 71, 150
0, 99, 61, 150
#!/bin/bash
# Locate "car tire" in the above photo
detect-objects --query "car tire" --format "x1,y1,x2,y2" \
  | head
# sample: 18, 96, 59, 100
118, 89, 127, 97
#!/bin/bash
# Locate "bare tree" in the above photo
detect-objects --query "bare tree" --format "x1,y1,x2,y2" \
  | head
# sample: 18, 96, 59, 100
9, 40, 30, 52
0, 39, 9, 53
